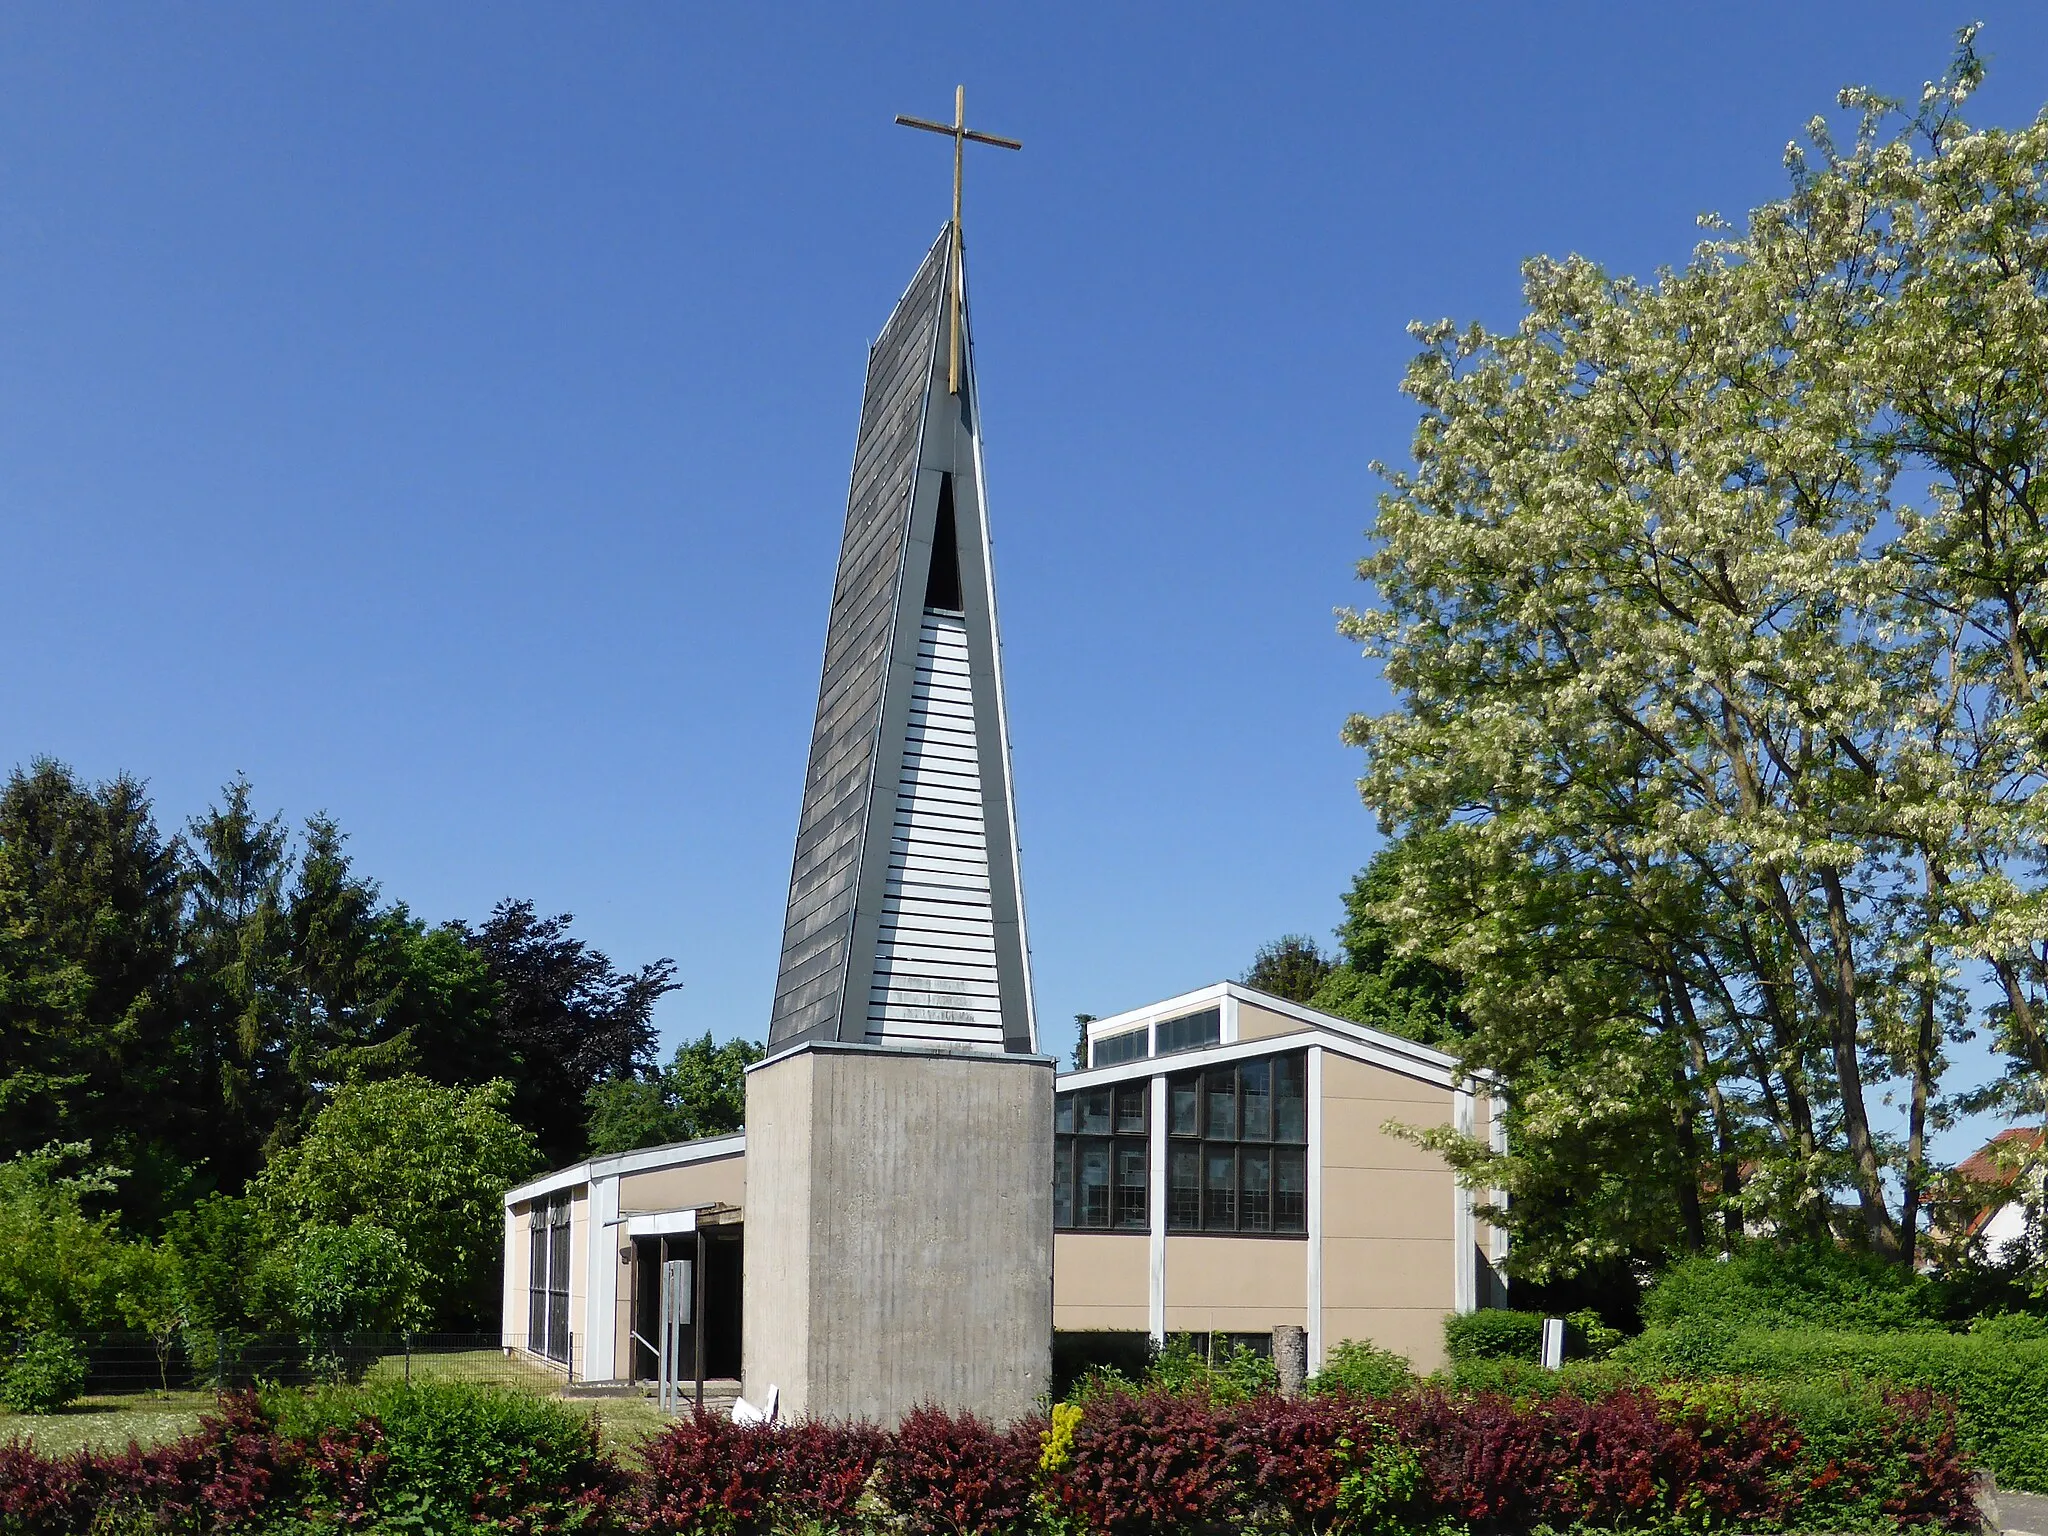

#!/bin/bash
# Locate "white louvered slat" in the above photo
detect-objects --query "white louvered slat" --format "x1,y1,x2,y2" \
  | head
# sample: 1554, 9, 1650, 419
865, 610, 1006, 1049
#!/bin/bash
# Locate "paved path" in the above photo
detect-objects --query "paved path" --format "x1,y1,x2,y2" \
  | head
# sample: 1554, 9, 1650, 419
2001, 1489, 2048, 1536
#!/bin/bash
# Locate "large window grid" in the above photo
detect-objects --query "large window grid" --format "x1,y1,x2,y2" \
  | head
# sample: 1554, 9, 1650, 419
1086, 1005, 1222, 1068
1168, 1053, 1306, 1235
1053, 1082, 1149, 1230
527, 1195, 572, 1364
1055, 1050, 1308, 1237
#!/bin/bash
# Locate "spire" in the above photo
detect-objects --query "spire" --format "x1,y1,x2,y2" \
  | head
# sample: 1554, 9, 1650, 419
894, 87, 1021, 394
767, 227, 1035, 1055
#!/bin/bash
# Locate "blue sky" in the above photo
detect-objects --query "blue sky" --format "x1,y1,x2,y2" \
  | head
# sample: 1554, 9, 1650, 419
4, 5, 2044, 1147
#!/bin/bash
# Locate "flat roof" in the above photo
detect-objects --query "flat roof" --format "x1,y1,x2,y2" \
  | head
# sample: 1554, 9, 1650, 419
503, 1130, 746, 1206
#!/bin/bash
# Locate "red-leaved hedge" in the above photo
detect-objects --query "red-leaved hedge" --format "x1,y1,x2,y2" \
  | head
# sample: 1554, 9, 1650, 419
0, 1381, 1982, 1534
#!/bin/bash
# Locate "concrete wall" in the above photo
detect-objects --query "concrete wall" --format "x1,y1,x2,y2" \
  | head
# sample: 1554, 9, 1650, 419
1319, 1052, 1456, 1372
744, 1042, 1053, 1424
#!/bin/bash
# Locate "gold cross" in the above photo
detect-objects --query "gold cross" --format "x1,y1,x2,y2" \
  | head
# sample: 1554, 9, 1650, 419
896, 86, 1021, 394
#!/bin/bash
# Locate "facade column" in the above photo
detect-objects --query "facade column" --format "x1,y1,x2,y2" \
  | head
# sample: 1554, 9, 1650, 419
1305, 1046, 1325, 1372
1148, 1073, 1167, 1345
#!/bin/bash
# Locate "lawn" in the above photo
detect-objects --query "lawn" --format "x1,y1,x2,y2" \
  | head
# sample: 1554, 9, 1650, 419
0, 1356, 678, 1460
0, 1390, 216, 1457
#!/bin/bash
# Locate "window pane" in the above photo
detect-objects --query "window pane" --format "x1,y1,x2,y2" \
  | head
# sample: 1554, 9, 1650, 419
1169, 1147, 1201, 1230
1092, 1028, 1148, 1066
1241, 1059, 1272, 1140
1241, 1148, 1272, 1231
1078, 1141, 1112, 1228
1115, 1141, 1149, 1229
1274, 1147, 1307, 1232
1274, 1054, 1307, 1143
1077, 1088, 1113, 1135
1115, 1084, 1148, 1135
1203, 1145, 1237, 1230
1055, 1094, 1075, 1135
1170, 1077, 1200, 1137
1054, 1139, 1074, 1229
1156, 1007, 1221, 1055
1205, 1068, 1238, 1140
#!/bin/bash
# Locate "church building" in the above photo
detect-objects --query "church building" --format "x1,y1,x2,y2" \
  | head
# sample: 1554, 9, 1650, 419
500, 143, 1504, 1418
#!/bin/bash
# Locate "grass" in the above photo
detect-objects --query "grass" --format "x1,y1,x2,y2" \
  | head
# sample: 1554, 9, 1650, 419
0, 1349, 683, 1461
0, 1389, 215, 1457
361, 1344, 566, 1394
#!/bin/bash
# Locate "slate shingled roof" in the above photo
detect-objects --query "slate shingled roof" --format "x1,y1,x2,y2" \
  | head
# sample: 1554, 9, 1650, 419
765, 228, 1035, 1054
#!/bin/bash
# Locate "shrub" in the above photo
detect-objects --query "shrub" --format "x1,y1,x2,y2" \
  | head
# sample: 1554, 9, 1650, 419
1309, 1338, 1414, 1398
1227, 1392, 1355, 1530
1, 1333, 85, 1415
630, 1411, 783, 1533
1443, 1309, 1544, 1363
1641, 1244, 1943, 1334
775, 1419, 889, 1528
1053, 1330, 1155, 1400
1054, 1388, 1239, 1535
275, 1377, 620, 1532
879, 1406, 1040, 1536
1613, 1322, 2048, 1491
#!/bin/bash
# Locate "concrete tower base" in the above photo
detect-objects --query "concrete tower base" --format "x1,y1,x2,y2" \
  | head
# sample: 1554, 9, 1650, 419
741, 1041, 1053, 1425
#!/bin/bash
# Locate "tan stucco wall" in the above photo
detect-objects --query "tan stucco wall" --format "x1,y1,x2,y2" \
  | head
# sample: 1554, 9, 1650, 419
619, 1153, 746, 1214
1234, 1000, 1301, 1043
1053, 1233, 1150, 1332
1319, 1052, 1457, 1372
1163, 1236, 1306, 1336
568, 1190, 590, 1378
502, 1208, 527, 1349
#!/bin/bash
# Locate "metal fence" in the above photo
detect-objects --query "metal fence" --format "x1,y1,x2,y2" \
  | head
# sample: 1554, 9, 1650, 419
12, 1333, 570, 1398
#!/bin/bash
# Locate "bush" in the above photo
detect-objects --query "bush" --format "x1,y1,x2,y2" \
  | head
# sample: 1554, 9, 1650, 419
1227, 1392, 1354, 1530
630, 1411, 782, 1533
1641, 1244, 1944, 1334
0, 1377, 1993, 1534
1443, 1308, 1544, 1363
273, 1377, 621, 1531
1309, 1338, 1414, 1397
1054, 1388, 1240, 1535
1, 1333, 85, 1414
1616, 1322, 2048, 1492
877, 1406, 1040, 1536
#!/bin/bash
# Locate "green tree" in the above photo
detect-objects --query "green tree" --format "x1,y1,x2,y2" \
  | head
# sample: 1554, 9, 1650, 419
285, 1221, 415, 1336
466, 901, 679, 1167
0, 761, 188, 1226
161, 1191, 271, 1338
1342, 36, 2048, 1273
115, 1242, 187, 1393
1307, 841, 1467, 1048
180, 777, 293, 1190
0, 1143, 131, 1333
256, 1076, 538, 1327
1243, 935, 1335, 1004
585, 1032, 763, 1155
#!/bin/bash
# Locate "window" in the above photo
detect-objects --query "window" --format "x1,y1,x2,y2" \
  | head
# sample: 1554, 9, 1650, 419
1165, 1051, 1307, 1235
1155, 1007, 1220, 1056
527, 1194, 573, 1363
1090, 1028, 1148, 1067
1057, 1050, 1309, 1237
1054, 1081, 1149, 1231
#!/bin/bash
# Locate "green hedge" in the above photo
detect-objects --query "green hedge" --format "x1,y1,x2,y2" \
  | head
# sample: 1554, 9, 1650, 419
1615, 1323, 2048, 1492
1444, 1309, 1545, 1362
